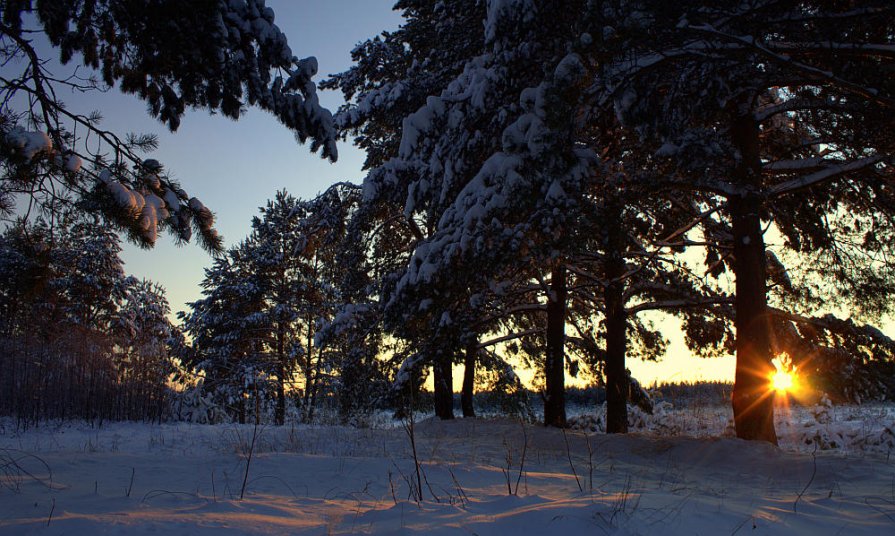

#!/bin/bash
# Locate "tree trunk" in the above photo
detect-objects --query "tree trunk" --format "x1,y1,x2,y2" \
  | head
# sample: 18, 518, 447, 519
730, 109, 778, 444
461, 342, 477, 418
544, 263, 567, 427
604, 203, 629, 433
275, 328, 285, 426
308, 340, 325, 423
302, 319, 314, 423
433, 352, 454, 420
237, 397, 246, 425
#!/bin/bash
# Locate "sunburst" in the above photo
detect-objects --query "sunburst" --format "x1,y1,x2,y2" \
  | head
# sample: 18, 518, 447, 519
770, 355, 798, 395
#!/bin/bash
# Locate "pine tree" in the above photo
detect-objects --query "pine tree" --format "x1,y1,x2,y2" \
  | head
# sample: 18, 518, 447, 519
324, 0, 492, 420
1, 215, 184, 422
587, 0, 895, 442
52, 218, 127, 329
1, 0, 337, 250
113, 278, 178, 421
315, 190, 414, 422
332, 0, 595, 423
250, 190, 306, 424
179, 243, 267, 423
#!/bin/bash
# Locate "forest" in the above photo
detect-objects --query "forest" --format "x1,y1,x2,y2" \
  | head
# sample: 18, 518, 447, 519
3, 1, 895, 534
2, 0, 895, 444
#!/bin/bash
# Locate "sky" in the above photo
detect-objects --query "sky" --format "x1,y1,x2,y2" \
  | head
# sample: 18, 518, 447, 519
9, 0, 737, 386
107, 0, 405, 315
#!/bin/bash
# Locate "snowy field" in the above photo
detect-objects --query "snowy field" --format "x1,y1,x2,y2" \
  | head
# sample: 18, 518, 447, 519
1, 403, 894, 535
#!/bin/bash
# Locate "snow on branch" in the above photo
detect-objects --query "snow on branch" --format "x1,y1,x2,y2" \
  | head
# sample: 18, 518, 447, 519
626, 297, 733, 316
477, 329, 543, 349
765, 41, 895, 59
767, 155, 889, 197
686, 23, 895, 108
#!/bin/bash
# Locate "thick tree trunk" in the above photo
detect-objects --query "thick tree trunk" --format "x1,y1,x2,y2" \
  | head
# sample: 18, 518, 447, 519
461, 342, 477, 418
433, 352, 454, 420
544, 263, 567, 427
604, 205, 629, 433
730, 110, 778, 444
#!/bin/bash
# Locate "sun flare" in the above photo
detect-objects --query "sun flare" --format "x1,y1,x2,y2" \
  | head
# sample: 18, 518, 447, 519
770, 355, 797, 394
771, 369, 794, 392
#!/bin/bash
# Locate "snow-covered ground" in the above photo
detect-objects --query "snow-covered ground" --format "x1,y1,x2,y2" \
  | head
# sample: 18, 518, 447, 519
1, 403, 894, 535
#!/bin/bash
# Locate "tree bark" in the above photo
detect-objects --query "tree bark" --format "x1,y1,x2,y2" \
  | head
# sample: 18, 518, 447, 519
604, 202, 629, 433
730, 109, 778, 444
433, 351, 454, 420
461, 342, 477, 417
544, 263, 567, 427
302, 318, 314, 423
275, 327, 285, 426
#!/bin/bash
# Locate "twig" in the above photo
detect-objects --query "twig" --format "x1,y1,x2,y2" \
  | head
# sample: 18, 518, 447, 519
402, 401, 424, 503
584, 432, 595, 492
794, 442, 818, 513
141, 489, 201, 502
421, 465, 440, 503
46, 498, 55, 527
126, 467, 135, 497
864, 497, 895, 523
563, 428, 584, 493
388, 470, 398, 505
514, 418, 528, 496
502, 438, 513, 495
0, 448, 54, 492
240, 420, 261, 501
247, 475, 299, 499
730, 515, 756, 535
448, 466, 469, 508
609, 475, 638, 526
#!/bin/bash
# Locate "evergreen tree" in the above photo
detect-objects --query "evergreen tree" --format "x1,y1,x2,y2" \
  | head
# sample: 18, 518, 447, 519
113, 277, 178, 421
178, 243, 267, 423
52, 218, 128, 329
250, 190, 306, 425
0, 215, 183, 422
586, 0, 895, 442
1, 0, 337, 250
331, 0, 594, 423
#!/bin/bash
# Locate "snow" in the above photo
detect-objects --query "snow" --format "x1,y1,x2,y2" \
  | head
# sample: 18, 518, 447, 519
545, 179, 566, 202
6, 128, 52, 160
138, 193, 169, 244
163, 188, 181, 213
64, 155, 82, 173
553, 53, 585, 85
484, 0, 537, 44
1, 404, 893, 535
106, 181, 139, 212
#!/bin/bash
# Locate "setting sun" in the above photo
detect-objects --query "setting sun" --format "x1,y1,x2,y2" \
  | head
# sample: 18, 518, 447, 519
770, 355, 797, 393
771, 369, 794, 392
